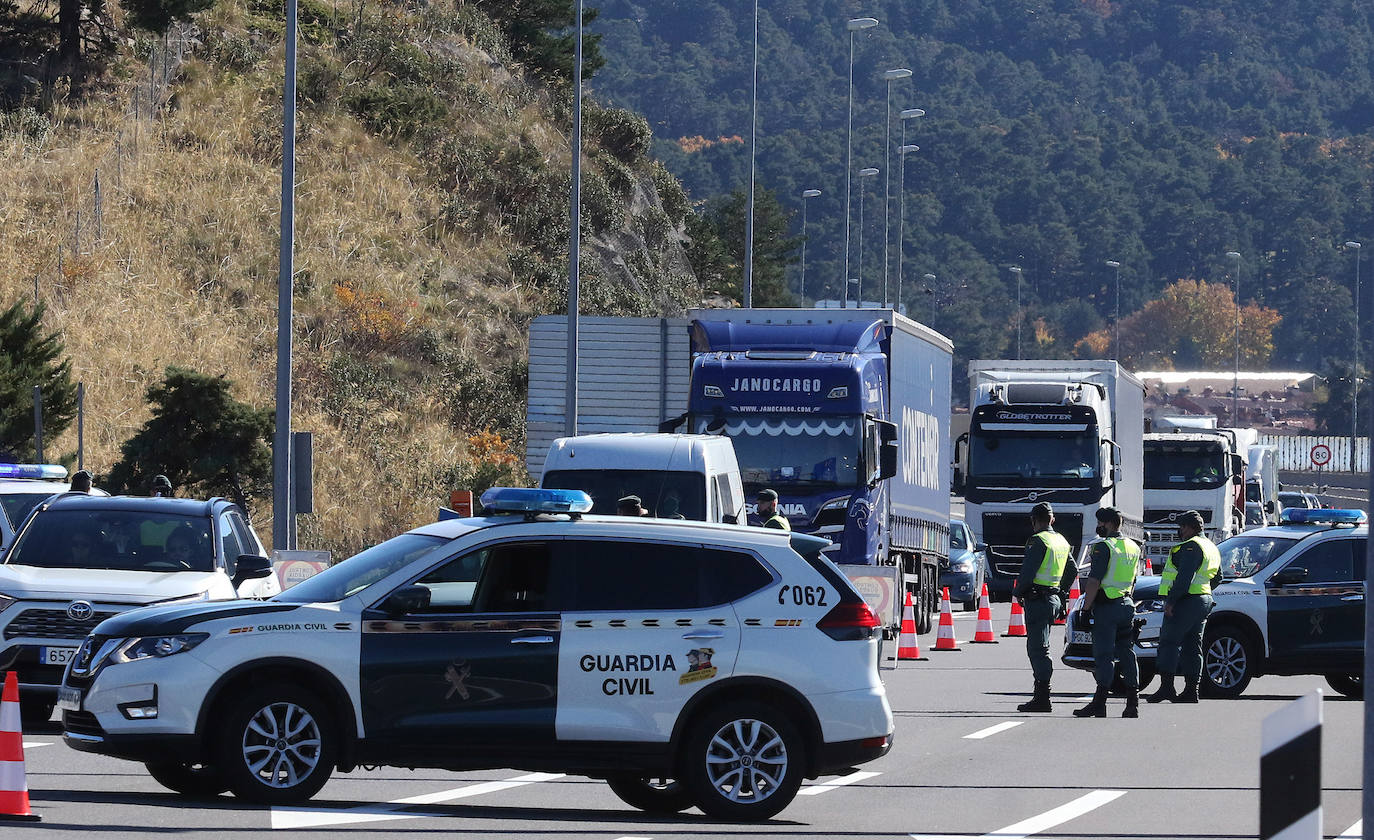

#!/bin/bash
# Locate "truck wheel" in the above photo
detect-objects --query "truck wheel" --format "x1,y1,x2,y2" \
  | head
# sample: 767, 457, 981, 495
216, 684, 337, 804
682, 701, 805, 821
1201, 625, 1255, 698
605, 775, 695, 813
918, 567, 934, 634
1324, 674, 1363, 699
145, 762, 230, 797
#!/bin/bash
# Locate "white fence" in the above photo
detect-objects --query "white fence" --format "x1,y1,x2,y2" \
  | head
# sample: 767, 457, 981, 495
1258, 435, 1370, 473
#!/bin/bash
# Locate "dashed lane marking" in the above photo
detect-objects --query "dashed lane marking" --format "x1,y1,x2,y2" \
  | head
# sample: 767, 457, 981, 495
1338, 820, 1362, 838
963, 721, 1022, 740
270, 772, 565, 829
22, 741, 51, 748
910, 789, 1126, 840
797, 770, 881, 795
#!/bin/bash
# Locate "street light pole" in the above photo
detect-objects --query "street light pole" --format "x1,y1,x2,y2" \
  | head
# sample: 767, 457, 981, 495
1227, 250, 1242, 424
842, 17, 878, 308
857, 167, 878, 307
743, 0, 759, 307
800, 189, 821, 300
881, 68, 911, 309
272, 0, 300, 551
1105, 259, 1122, 357
1347, 240, 1362, 467
1009, 265, 1024, 359
898, 106, 923, 312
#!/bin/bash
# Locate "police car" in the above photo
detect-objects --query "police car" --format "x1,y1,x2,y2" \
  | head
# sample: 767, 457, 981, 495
0, 464, 107, 555
59, 488, 893, 821
1064, 509, 1366, 698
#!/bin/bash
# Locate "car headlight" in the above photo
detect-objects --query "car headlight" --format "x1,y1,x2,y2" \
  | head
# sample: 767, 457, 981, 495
950, 560, 973, 573
109, 633, 209, 664
0, 593, 14, 615
819, 495, 851, 512
1136, 598, 1165, 614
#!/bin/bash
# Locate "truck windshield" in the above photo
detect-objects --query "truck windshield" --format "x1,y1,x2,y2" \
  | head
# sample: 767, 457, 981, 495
542, 470, 707, 519
969, 429, 1099, 480
1144, 443, 1228, 489
705, 418, 859, 490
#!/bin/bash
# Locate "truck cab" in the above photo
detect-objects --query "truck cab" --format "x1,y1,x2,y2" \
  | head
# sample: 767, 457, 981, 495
1142, 432, 1248, 565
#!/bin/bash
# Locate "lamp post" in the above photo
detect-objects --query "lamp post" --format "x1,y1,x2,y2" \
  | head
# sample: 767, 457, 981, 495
272, 0, 301, 550
897, 109, 922, 309
1347, 240, 1363, 466
800, 188, 821, 300
1008, 265, 1024, 358
857, 167, 879, 307
1105, 259, 1122, 357
564, 0, 585, 439
1236, 247, 1247, 420
842, 17, 879, 309
923, 273, 936, 322
881, 68, 911, 309
743, 0, 760, 307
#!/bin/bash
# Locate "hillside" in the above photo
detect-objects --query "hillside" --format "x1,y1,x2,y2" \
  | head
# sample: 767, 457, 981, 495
590, 0, 1374, 375
0, 0, 700, 554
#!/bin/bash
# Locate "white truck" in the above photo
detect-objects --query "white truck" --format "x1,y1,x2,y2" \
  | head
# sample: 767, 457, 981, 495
1141, 427, 1250, 566
1246, 443, 1282, 525
953, 361, 1144, 597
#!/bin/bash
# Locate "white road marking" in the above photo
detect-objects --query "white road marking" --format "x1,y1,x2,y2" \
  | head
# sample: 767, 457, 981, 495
911, 789, 1126, 840
963, 721, 1021, 740
21, 741, 50, 749
270, 772, 565, 829
1338, 820, 1362, 838
797, 770, 881, 795
612, 836, 654, 839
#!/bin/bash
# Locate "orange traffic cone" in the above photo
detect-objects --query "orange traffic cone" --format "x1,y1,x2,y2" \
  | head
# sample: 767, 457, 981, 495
932, 587, 960, 651
0, 671, 39, 822
971, 582, 998, 643
896, 591, 926, 661
1004, 598, 1028, 637
1056, 578, 1080, 625
1143, 555, 1154, 575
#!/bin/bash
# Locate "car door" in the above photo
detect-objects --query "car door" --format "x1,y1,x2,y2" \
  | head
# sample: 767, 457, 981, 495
359, 539, 562, 761
1265, 536, 1363, 668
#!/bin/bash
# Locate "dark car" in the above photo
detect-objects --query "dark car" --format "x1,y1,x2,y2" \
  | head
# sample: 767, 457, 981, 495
940, 519, 987, 610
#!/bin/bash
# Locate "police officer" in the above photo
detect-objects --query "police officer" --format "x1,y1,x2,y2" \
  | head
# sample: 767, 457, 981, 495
616, 495, 648, 516
1013, 502, 1077, 712
756, 489, 790, 531
1146, 510, 1220, 704
1073, 506, 1142, 718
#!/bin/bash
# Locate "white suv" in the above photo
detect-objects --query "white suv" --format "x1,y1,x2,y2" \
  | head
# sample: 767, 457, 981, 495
60, 488, 892, 821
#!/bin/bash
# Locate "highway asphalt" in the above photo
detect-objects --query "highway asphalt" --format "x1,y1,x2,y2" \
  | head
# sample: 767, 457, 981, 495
6, 602, 1364, 839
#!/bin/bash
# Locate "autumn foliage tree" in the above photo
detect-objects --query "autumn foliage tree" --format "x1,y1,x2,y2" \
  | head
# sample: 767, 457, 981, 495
1074, 279, 1281, 370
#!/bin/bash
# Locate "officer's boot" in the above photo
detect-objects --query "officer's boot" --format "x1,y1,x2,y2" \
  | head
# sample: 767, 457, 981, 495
1144, 674, 1176, 704
1176, 677, 1200, 704
1017, 680, 1052, 712
1073, 686, 1109, 718
1122, 688, 1139, 718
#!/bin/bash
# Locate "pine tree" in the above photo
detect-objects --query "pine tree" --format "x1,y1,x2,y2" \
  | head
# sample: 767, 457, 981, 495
0, 301, 78, 462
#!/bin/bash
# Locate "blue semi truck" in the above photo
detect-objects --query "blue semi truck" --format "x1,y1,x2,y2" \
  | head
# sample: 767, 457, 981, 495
525, 309, 954, 635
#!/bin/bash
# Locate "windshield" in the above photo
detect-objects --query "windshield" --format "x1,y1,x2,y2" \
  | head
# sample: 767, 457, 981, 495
274, 534, 447, 603
1246, 482, 1261, 502
969, 429, 1100, 480
7, 509, 216, 572
950, 526, 968, 550
1144, 444, 1228, 490
700, 417, 859, 491
542, 469, 706, 519
1245, 505, 1265, 526
1217, 534, 1298, 579
0, 493, 57, 533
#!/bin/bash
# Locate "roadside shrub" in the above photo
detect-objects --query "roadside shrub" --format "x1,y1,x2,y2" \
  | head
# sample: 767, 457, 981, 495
344, 83, 449, 139
651, 161, 690, 225
443, 358, 528, 444
586, 103, 652, 164
436, 431, 524, 498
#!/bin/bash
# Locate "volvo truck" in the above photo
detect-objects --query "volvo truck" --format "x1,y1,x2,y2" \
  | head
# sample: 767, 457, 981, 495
1141, 431, 1248, 566
954, 361, 1145, 598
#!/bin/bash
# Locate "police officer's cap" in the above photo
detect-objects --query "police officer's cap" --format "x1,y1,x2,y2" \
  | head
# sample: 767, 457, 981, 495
1179, 510, 1205, 530
617, 495, 642, 507
1095, 506, 1122, 524
757, 488, 779, 502
1030, 501, 1054, 520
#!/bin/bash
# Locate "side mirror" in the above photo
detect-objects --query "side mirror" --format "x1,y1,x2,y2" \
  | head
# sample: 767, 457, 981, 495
953, 468, 965, 496
1265, 501, 1276, 514
379, 584, 431, 616
954, 432, 969, 464
1271, 567, 1307, 585
976, 542, 987, 554
232, 554, 272, 589
722, 513, 738, 525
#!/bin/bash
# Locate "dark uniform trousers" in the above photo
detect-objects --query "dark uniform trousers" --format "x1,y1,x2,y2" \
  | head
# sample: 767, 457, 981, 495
1091, 598, 1138, 689
1156, 594, 1213, 679
1022, 593, 1061, 683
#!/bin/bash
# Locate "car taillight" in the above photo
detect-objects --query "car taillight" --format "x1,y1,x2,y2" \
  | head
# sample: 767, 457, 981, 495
816, 599, 881, 640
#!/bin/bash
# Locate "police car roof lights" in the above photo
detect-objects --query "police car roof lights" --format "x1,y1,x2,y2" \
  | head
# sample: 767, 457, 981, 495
480, 487, 594, 516
1279, 508, 1367, 526
0, 463, 68, 481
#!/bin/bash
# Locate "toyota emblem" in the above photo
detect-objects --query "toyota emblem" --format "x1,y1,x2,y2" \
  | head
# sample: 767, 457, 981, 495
66, 600, 94, 621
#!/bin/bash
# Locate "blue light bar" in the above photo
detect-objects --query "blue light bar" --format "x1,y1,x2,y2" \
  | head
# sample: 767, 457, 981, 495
480, 487, 594, 515
0, 464, 68, 481
1280, 508, 1367, 525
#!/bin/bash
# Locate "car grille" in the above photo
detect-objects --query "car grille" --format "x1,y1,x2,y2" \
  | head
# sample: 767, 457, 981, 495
63, 710, 103, 737
4, 608, 117, 640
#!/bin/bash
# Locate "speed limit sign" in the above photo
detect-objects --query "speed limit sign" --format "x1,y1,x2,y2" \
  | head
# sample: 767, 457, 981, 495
1311, 444, 1332, 467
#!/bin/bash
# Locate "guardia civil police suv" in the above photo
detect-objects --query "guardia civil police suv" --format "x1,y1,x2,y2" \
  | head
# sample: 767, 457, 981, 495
60, 488, 893, 820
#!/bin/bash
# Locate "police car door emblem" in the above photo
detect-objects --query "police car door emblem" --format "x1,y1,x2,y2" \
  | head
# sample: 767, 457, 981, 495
679, 648, 718, 685
445, 660, 472, 700
66, 600, 94, 621
1310, 610, 1324, 635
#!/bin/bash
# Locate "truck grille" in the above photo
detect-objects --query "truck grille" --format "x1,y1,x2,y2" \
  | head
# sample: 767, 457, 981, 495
1143, 509, 1212, 526
981, 512, 1084, 560
4, 608, 117, 640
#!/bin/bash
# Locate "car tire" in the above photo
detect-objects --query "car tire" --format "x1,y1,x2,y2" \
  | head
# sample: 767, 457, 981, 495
19, 698, 53, 727
145, 762, 230, 797
605, 775, 695, 813
1324, 674, 1363, 699
1201, 625, 1255, 698
682, 701, 806, 821
216, 683, 338, 804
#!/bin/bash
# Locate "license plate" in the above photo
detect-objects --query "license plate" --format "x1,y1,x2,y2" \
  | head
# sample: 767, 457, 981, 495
1069, 630, 1092, 646
56, 686, 82, 712
42, 646, 78, 665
